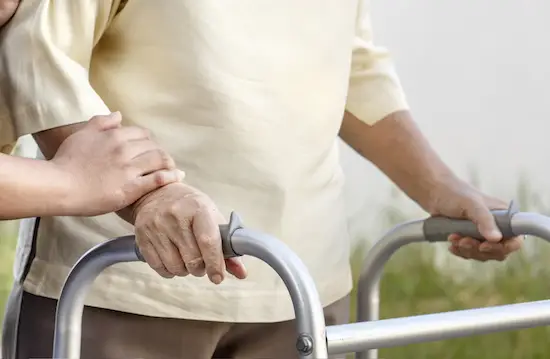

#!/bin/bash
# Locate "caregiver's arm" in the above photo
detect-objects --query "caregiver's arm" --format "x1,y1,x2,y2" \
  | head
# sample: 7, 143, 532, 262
0, 113, 182, 220
0, 1, 179, 220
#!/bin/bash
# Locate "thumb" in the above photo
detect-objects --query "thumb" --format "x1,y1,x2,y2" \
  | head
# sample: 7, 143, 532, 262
467, 202, 502, 242
87, 111, 122, 131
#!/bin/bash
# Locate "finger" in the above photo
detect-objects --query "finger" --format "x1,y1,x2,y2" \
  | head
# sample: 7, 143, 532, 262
126, 170, 184, 201
172, 217, 207, 278
450, 244, 503, 261
130, 147, 177, 174
108, 125, 151, 142
504, 236, 524, 254
88, 111, 122, 131
225, 257, 248, 279
118, 138, 160, 160
457, 237, 479, 251
454, 237, 481, 259
136, 230, 174, 278
449, 244, 471, 259
448, 233, 462, 242
470, 249, 507, 262
150, 231, 188, 277
192, 209, 226, 284
459, 235, 507, 261
448, 233, 461, 247
478, 239, 503, 253
464, 202, 502, 242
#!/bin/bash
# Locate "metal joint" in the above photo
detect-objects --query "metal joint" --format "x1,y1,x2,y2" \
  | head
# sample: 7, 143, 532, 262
296, 333, 314, 355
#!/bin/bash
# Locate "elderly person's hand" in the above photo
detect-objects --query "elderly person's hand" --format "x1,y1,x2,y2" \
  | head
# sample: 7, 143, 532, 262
130, 182, 248, 283
0, 0, 18, 27
427, 177, 523, 261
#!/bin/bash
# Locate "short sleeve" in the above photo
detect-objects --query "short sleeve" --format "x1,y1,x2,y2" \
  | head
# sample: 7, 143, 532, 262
345, 0, 409, 125
0, 0, 121, 147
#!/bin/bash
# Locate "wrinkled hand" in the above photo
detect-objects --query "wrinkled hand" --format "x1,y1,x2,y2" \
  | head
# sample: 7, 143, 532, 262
51, 112, 182, 216
0, 0, 18, 27
427, 178, 523, 261
131, 182, 248, 284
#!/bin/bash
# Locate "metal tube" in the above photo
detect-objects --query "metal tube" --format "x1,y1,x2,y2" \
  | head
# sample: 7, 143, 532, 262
230, 228, 328, 359
53, 235, 139, 359
53, 229, 327, 359
353, 212, 550, 359
355, 221, 425, 359
511, 212, 550, 238
327, 299, 550, 354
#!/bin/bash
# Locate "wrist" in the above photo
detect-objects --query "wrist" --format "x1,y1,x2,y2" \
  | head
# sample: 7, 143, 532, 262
419, 172, 464, 214
42, 160, 81, 216
119, 182, 188, 224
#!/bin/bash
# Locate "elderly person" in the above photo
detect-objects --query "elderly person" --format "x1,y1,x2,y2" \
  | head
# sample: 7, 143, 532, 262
0, 1, 522, 358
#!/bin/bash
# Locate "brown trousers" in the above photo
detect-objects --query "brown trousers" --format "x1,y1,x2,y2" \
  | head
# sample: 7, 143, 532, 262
4, 289, 349, 359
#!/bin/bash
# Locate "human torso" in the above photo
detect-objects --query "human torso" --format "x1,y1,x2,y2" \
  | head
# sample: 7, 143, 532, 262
19, 0, 358, 322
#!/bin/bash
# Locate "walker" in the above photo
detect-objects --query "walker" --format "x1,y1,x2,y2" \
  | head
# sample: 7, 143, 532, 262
52, 201, 550, 358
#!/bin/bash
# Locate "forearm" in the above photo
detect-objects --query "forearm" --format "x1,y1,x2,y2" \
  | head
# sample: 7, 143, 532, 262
0, 122, 88, 219
339, 110, 462, 211
0, 154, 71, 219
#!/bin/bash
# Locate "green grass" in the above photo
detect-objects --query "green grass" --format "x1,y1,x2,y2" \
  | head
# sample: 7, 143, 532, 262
349, 242, 550, 359
0, 220, 18, 321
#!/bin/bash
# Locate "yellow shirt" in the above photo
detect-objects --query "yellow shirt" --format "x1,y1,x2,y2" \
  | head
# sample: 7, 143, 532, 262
0, 0, 408, 322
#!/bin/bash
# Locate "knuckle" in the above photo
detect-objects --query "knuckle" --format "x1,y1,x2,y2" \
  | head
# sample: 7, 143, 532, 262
152, 171, 168, 187
183, 195, 203, 211
108, 129, 124, 144
88, 115, 105, 126
165, 263, 187, 276
167, 201, 184, 215
186, 257, 206, 275
151, 213, 166, 228
158, 149, 175, 169
196, 233, 217, 248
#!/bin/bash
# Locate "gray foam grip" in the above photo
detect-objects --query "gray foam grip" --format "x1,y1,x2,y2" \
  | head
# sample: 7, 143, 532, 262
424, 200, 519, 242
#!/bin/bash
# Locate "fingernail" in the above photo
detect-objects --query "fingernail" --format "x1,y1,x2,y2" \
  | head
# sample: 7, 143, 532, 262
479, 246, 491, 252
460, 244, 472, 249
168, 170, 180, 182
211, 274, 222, 285
178, 170, 186, 181
109, 111, 121, 117
161, 170, 178, 183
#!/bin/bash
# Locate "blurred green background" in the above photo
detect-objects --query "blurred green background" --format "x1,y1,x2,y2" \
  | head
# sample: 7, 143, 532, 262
0, 177, 549, 358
